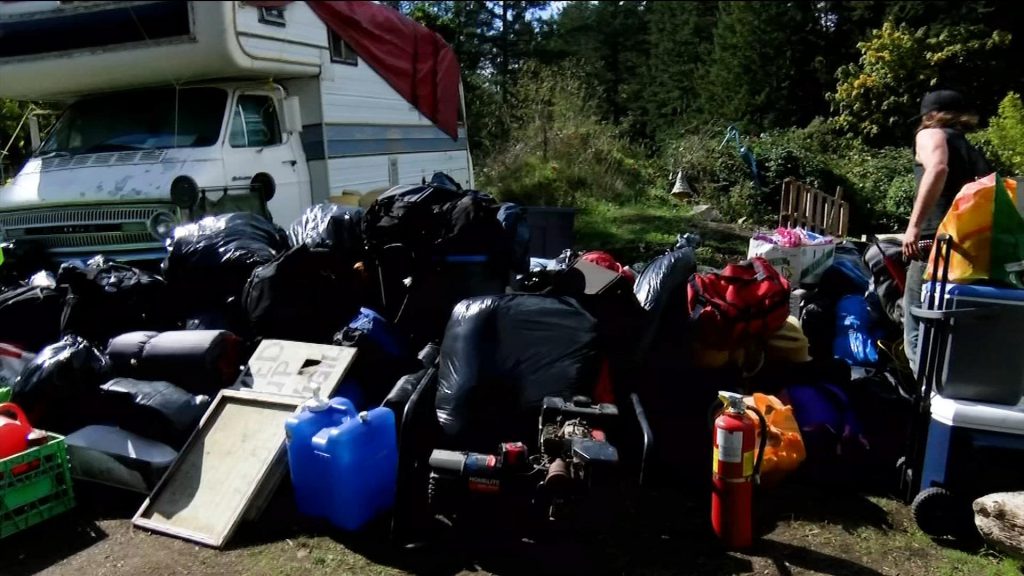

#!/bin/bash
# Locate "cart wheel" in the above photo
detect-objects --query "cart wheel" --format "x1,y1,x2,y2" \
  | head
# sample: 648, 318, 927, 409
912, 487, 957, 537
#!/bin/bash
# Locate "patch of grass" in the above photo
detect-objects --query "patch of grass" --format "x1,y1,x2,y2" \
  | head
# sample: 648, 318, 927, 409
935, 544, 1022, 576
573, 198, 751, 267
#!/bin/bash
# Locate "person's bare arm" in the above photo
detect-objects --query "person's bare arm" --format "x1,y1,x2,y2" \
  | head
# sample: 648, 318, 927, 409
904, 128, 949, 259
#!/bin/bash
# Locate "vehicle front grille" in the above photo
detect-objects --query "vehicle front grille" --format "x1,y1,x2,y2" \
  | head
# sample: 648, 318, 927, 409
0, 204, 178, 255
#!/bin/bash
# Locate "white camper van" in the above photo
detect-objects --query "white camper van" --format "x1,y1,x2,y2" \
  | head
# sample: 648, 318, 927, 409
0, 1, 473, 260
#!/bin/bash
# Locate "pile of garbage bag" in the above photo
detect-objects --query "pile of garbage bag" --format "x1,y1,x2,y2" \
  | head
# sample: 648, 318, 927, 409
0, 170, 929, 546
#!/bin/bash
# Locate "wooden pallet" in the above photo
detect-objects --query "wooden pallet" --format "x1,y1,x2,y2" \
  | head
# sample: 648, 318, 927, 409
779, 178, 850, 237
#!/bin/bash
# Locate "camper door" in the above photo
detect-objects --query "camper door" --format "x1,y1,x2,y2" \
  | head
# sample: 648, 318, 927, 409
221, 91, 310, 225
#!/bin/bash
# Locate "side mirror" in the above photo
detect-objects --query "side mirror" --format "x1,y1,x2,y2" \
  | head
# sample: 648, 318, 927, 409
28, 116, 41, 152
283, 96, 302, 134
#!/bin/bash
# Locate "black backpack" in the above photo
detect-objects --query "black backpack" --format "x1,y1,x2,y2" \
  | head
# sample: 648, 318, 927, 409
864, 239, 906, 325
242, 244, 361, 343
363, 173, 506, 264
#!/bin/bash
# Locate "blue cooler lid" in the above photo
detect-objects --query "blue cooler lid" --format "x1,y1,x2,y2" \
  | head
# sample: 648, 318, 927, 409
923, 281, 1024, 303
931, 395, 1024, 435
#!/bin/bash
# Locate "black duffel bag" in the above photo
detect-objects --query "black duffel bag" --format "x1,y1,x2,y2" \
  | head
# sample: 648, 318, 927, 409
58, 257, 172, 346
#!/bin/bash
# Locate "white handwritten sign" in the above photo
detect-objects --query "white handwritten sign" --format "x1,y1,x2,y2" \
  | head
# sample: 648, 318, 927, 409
246, 340, 357, 399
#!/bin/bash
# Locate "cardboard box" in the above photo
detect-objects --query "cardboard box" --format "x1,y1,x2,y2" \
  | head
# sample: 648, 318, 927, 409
747, 238, 835, 286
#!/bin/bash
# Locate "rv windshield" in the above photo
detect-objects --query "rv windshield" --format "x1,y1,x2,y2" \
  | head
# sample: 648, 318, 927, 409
38, 88, 228, 156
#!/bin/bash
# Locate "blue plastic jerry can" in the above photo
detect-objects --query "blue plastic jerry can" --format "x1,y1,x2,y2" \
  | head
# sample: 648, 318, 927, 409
285, 396, 356, 519
311, 406, 398, 531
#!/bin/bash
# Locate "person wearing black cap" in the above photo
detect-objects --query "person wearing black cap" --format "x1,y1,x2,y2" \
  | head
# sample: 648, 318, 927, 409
903, 89, 991, 373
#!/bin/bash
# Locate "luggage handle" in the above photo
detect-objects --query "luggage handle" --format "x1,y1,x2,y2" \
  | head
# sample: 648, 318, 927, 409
0, 402, 29, 428
909, 306, 1002, 322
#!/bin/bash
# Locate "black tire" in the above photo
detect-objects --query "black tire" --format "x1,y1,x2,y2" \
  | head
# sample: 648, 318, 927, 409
912, 487, 958, 537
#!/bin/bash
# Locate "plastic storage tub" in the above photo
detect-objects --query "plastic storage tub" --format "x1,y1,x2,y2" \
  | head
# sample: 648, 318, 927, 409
921, 282, 1024, 405
0, 434, 75, 539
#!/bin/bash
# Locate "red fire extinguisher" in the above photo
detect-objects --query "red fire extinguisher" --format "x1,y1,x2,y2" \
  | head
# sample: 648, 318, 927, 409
711, 391, 767, 550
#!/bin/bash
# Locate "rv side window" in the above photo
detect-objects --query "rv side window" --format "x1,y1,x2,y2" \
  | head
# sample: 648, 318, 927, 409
229, 95, 282, 148
329, 31, 358, 65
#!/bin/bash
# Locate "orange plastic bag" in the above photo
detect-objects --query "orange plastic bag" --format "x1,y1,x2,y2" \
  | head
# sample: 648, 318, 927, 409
925, 174, 1017, 282
744, 393, 806, 485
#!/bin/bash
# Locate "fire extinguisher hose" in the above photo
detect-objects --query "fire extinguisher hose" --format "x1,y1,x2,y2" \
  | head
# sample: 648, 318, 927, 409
749, 406, 768, 483
708, 400, 770, 483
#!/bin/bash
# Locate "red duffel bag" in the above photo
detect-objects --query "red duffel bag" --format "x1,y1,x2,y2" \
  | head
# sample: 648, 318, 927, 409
688, 257, 791, 350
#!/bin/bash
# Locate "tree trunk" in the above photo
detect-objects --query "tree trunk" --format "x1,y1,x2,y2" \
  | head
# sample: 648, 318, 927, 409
974, 492, 1024, 560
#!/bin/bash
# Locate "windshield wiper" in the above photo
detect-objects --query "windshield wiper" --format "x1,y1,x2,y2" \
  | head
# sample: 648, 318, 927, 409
35, 151, 71, 159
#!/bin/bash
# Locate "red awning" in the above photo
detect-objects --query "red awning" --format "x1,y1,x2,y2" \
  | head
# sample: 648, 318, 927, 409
247, 1, 461, 140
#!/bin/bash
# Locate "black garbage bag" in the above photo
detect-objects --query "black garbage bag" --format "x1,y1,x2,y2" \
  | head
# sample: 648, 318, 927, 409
12, 335, 113, 433
634, 247, 696, 313
106, 330, 243, 396
96, 378, 211, 448
0, 285, 63, 353
633, 247, 697, 349
427, 171, 463, 191
243, 245, 361, 343
58, 257, 171, 346
162, 213, 290, 311
0, 240, 56, 291
497, 203, 530, 273
287, 203, 365, 263
435, 295, 600, 452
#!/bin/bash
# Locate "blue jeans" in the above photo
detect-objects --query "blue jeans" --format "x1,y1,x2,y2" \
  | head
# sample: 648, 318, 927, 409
903, 260, 926, 375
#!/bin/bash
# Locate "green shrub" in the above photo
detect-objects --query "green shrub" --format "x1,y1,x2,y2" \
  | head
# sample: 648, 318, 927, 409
662, 121, 915, 234
973, 92, 1024, 176
478, 61, 653, 207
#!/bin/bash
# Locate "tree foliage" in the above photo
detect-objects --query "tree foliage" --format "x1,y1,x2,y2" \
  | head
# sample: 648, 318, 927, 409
697, 1, 828, 133
973, 92, 1024, 175
831, 22, 1011, 146
641, 1, 717, 143
479, 60, 650, 207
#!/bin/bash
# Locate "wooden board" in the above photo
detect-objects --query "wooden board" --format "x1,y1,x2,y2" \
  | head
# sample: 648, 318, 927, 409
245, 340, 357, 400
132, 389, 304, 548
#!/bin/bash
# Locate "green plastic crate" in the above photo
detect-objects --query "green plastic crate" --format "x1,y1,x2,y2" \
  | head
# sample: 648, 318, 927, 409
0, 434, 75, 539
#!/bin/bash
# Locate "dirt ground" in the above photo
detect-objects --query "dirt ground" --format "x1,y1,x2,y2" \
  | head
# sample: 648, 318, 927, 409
4, 481, 1020, 576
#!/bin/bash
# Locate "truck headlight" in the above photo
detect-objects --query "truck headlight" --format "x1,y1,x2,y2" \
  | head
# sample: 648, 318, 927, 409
170, 175, 199, 209
147, 210, 179, 241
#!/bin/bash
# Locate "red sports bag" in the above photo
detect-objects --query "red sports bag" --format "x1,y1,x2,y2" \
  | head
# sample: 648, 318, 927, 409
687, 257, 791, 350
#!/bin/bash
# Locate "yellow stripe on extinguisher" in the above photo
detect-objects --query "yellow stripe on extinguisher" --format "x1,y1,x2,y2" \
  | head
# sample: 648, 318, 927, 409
743, 450, 755, 477
713, 447, 719, 474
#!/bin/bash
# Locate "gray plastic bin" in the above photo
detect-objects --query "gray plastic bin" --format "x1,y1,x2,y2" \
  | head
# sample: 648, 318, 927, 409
921, 282, 1024, 405
525, 207, 576, 258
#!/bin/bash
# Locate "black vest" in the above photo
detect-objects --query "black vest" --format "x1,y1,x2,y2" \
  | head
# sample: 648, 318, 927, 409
913, 128, 991, 236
